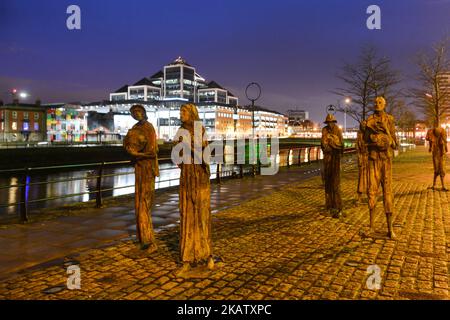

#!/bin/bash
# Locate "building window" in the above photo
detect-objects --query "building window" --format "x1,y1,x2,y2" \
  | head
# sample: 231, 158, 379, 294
34, 122, 39, 131
34, 113, 39, 120
12, 111, 17, 119
12, 122, 17, 130
23, 122, 29, 131
24, 112, 29, 120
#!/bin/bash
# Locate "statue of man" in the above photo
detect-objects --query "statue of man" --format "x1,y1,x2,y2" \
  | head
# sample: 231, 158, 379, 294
123, 104, 159, 251
321, 114, 344, 218
426, 127, 448, 190
356, 121, 369, 204
363, 96, 398, 239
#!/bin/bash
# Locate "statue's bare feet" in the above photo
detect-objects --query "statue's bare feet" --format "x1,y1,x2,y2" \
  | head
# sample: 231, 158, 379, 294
176, 263, 191, 278
141, 243, 157, 253
207, 257, 215, 271
147, 243, 158, 253
442, 187, 448, 192
387, 230, 397, 240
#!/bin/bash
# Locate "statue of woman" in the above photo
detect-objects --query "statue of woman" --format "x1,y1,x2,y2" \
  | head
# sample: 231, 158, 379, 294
123, 104, 159, 251
175, 103, 214, 276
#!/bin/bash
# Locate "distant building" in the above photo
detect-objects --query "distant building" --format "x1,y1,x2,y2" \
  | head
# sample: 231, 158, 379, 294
287, 109, 309, 126
43, 57, 288, 142
45, 104, 88, 142
286, 109, 314, 135
0, 100, 47, 142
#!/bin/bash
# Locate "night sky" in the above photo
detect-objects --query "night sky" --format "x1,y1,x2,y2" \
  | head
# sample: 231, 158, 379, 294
1, 0, 450, 125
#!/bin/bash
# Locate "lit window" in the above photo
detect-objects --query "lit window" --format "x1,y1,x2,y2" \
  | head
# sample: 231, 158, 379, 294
34, 123, 39, 131
23, 122, 29, 131
12, 122, 17, 130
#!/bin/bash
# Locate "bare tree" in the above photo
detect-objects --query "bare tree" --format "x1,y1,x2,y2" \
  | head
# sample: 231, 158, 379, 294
392, 100, 417, 142
333, 45, 402, 123
410, 38, 450, 127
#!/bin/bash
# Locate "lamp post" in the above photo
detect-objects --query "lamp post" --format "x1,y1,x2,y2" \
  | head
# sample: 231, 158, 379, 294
245, 82, 262, 176
344, 97, 351, 135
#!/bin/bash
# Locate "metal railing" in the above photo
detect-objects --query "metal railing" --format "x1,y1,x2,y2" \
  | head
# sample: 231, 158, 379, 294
0, 145, 355, 223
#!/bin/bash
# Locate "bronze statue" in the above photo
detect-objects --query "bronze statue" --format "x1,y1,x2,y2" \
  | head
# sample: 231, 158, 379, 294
321, 114, 344, 218
175, 103, 214, 277
123, 104, 159, 251
426, 127, 448, 191
363, 96, 398, 239
356, 122, 368, 204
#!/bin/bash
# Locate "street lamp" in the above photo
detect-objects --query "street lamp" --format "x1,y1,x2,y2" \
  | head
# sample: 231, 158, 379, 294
245, 82, 262, 176
344, 97, 351, 134
245, 82, 262, 139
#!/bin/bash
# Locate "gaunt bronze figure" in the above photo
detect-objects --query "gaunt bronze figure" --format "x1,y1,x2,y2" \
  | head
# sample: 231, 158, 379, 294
123, 104, 159, 251
175, 103, 214, 277
321, 114, 344, 218
426, 127, 448, 191
363, 97, 398, 239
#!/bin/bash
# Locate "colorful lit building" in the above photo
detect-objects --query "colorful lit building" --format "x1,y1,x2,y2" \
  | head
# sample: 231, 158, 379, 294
0, 100, 46, 142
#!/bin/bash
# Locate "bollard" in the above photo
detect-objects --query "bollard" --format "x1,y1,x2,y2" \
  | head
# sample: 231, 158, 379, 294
19, 168, 30, 223
239, 164, 243, 179
96, 162, 105, 208
216, 163, 221, 184
287, 149, 291, 168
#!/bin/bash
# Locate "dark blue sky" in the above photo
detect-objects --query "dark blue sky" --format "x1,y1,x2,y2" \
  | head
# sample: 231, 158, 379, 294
1, 0, 450, 124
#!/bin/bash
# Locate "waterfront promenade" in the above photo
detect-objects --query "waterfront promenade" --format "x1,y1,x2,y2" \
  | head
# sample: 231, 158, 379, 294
0, 146, 448, 300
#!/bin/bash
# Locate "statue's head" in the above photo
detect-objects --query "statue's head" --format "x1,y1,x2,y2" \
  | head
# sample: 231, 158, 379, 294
324, 113, 337, 129
374, 96, 386, 112
130, 104, 147, 121
180, 103, 200, 124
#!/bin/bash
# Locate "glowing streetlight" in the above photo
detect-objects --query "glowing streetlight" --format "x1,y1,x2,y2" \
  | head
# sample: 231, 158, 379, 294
19, 92, 28, 99
343, 97, 351, 133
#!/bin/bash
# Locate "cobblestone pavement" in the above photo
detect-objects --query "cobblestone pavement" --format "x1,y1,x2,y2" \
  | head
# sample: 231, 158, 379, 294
0, 146, 449, 300
0, 161, 323, 276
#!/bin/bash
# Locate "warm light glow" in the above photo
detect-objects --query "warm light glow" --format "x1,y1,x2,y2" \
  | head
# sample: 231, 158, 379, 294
19, 92, 28, 98
345, 97, 351, 104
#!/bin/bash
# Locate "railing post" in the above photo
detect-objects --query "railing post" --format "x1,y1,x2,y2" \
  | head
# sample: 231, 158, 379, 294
316, 147, 320, 162
96, 162, 105, 208
239, 164, 244, 178
19, 168, 30, 223
216, 163, 221, 184
298, 148, 302, 166
308, 148, 312, 164
287, 149, 291, 168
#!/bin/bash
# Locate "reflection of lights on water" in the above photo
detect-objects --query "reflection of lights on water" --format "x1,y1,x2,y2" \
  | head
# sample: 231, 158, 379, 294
8, 177, 18, 209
